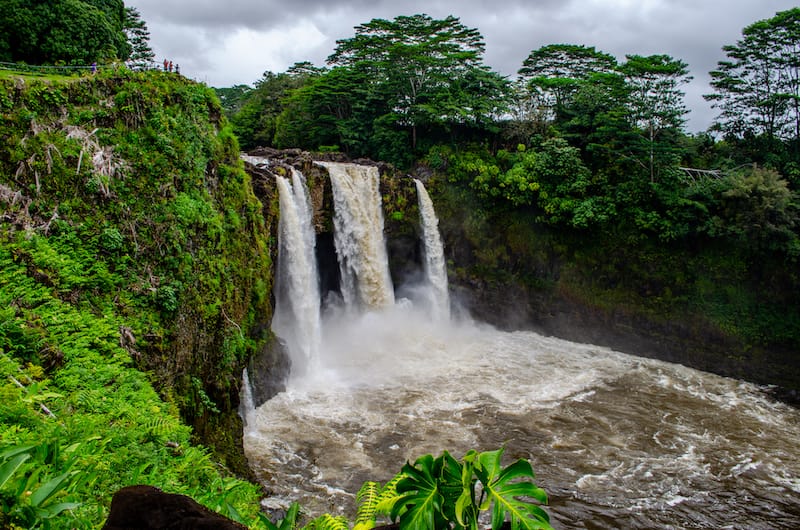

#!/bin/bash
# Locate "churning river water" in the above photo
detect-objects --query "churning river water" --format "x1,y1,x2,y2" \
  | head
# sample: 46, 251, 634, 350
242, 304, 800, 529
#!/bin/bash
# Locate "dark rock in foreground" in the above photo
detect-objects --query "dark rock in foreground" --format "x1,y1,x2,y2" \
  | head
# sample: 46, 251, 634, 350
102, 485, 246, 530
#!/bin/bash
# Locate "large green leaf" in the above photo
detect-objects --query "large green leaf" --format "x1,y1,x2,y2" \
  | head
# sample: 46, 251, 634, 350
390, 454, 445, 529
0, 453, 30, 490
474, 449, 552, 530
29, 471, 73, 508
455, 450, 479, 530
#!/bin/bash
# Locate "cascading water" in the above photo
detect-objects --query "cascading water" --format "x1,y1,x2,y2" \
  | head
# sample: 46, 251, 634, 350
246, 162, 800, 528
315, 161, 394, 311
238, 368, 255, 430
414, 179, 450, 321
271, 168, 321, 377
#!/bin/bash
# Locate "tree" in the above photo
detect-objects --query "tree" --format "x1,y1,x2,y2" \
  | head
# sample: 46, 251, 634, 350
327, 14, 503, 151
230, 64, 325, 150
0, 0, 129, 65
274, 66, 376, 155
517, 44, 617, 123
705, 8, 800, 144
123, 6, 154, 69
620, 54, 692, 181
704, 167, 799, 254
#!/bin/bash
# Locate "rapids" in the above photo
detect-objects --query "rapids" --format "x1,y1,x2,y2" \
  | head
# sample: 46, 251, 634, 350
243, 306, 800, 528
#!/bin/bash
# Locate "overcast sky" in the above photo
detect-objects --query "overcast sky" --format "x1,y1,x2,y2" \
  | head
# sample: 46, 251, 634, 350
125, 0, 798, 132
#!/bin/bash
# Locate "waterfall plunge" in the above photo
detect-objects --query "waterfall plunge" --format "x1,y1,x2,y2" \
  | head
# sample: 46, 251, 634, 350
271, 169, 321, 377
316, 161, 395, 311
414, 179, 450, 321
270, 162, 452, 384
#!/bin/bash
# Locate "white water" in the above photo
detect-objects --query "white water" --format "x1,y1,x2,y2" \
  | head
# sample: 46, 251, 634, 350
414, 179, 450, 321
271, 169, 321, 377
245, 314, 800, 528
239, 368, 255, 430
316, 161, 394, 311
240, 154, 270, 168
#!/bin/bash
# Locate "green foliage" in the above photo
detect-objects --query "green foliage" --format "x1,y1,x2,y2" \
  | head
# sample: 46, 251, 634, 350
361, 448, 552, 530
697, 167, 799, 254
0, 69, 273, 528
0, 0, 130, 65
228, 65, 323, 150
249, 449, 550, 530
706, 7, 800, 144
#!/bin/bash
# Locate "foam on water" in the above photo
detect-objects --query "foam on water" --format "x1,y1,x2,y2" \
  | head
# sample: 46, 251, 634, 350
244, 303, 800, 527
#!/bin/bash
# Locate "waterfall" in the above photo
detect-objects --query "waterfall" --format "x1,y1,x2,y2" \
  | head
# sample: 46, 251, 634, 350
239, 368, 255, 428
272, 168, 321, 376
316, 161, 395, 311
414, 179, 450, 321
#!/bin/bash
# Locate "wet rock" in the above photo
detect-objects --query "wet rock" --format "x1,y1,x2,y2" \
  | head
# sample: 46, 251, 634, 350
102, 485, 247, 530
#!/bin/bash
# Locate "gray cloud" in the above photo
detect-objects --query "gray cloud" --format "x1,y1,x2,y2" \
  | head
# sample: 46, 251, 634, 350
126, 0, 798, 131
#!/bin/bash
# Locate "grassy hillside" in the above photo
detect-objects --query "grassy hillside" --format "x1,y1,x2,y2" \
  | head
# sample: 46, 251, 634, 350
0, 68, 273, 528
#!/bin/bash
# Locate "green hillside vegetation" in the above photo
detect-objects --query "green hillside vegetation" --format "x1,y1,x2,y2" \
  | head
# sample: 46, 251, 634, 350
0, 68, 272, 528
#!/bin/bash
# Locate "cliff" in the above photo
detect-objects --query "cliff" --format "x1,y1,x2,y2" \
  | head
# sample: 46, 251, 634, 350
0, 69, 274, 527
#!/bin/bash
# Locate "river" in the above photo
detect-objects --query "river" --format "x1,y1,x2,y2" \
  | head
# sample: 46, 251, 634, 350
243, 304, 800, 529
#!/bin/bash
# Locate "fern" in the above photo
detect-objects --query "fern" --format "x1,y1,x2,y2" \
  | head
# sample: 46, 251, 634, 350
303, 513, 350, 530
142, 416, 171, 438
353, 473, 408, 530
374, 473, 405, 516
73, 389, 101, 412
354, 481, 380, 530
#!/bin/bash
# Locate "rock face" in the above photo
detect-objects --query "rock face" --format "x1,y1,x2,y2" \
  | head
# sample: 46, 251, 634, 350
102, 485, 247, 530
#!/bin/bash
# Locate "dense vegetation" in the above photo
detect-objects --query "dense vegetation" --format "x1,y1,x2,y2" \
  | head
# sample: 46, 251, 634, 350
0, 0, 153, 68
225, 9, 800, 364
0, 68, 275, 528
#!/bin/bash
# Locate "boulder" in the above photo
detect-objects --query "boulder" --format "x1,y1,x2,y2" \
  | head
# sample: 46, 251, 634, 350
102, 485, 247, 530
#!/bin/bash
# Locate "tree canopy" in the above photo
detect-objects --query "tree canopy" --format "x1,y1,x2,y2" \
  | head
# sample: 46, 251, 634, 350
0, 0, 130, 65
706, 7, 800, 143
324, 14, 509, 153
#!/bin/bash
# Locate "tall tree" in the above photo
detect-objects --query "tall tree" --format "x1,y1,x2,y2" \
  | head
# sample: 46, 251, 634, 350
123, 6, 154, 69
327, 14, 501, 151
620, 54, 691, 181
705, 8, 800, 143
517, 44, 617, 123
